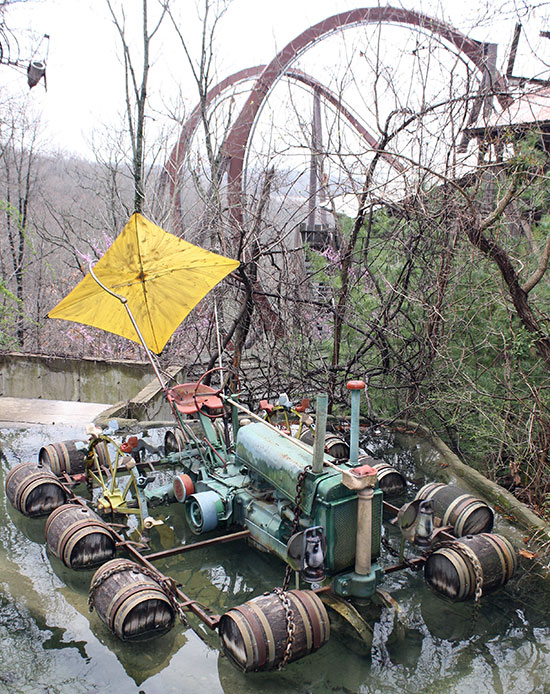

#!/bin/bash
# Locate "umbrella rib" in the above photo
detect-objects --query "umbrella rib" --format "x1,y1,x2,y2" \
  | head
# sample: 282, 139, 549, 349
134, 215, 159, 351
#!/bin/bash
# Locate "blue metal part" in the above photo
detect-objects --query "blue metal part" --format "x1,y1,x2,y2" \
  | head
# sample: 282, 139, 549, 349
349, 389, 361, 465
333, 563, 384, 599
185, 490, 224, 533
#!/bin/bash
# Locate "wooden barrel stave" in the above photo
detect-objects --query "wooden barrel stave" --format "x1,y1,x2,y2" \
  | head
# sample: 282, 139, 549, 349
219, 589, 330, 672
45, 504, 116, 569
5, 462, 67, 516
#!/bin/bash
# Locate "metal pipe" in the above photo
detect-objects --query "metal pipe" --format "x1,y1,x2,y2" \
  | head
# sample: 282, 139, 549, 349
312, 394, 328, 473
142, 529, 251, 561
355, 488, 373, 575
347, 380, 365, 465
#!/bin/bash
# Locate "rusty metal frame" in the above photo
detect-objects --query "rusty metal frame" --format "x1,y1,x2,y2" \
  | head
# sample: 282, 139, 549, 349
221, 6, 508, 226
163, 65, 404, 233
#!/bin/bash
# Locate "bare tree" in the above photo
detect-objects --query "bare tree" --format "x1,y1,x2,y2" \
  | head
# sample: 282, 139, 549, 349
106, 0, 169, 214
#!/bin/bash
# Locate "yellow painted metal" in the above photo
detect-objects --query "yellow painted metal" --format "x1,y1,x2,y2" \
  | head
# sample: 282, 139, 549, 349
86, 436, 143, 523
48, 213, 239, 353
319, 592, 373, 646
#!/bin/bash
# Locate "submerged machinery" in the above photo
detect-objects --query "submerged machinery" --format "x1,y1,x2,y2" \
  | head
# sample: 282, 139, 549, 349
5, 376, 518, 672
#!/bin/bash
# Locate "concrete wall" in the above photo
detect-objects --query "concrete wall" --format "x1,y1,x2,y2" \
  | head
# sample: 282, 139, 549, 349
0, 352, 156, 403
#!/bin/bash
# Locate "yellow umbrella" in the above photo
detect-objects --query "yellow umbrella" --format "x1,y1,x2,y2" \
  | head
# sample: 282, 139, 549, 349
48, 213, 240, 354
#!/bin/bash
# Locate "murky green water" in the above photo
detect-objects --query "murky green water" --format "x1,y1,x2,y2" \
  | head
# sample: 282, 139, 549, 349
1, 422, 550, 694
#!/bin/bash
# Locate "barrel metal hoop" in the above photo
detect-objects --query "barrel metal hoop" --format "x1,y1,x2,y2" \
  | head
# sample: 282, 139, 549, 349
56, 442, 71, 473
438, 540, 484, 604
482, 534, 511, 583
62, 524, 114, 566
55, 516, 102, 557
300, 590, 326, 648
435, 547, 474, 600
19, 476, 65, 513
235, 602, 275, 669
89, 560, 142, 611
113, 589, 173, 639
226, 609, 255, 670
40, 445, 62, 474
44, 503, 69, 534
106, 582, 163, 632
455, 500, 491, 536
16, 472, 55, 507
289, 593, 313, 652
417, 483, 445, 502
442, 494, 470, 528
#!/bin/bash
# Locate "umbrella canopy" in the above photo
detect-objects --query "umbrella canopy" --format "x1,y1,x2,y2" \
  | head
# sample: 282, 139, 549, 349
48, 213, 240, 354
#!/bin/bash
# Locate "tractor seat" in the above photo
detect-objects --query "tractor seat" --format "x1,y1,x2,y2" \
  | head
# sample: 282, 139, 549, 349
167, 382, 223, 416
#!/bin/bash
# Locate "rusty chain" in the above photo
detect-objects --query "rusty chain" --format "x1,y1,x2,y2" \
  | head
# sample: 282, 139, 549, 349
88, 560, 189, 626
273, 587, 296, 670
88, 560, 137, 611
267, 464, 312, 670
435, 540, 484, 608
282, 464, 312, 591
383, 531, 484, 613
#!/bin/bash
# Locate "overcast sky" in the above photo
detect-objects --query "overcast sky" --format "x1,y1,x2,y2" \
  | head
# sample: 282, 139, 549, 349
1, 0, 548, 158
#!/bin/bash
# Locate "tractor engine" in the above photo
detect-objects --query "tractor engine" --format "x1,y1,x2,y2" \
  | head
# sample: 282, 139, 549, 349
183, 386, 385, 600
234, 422, 383, 576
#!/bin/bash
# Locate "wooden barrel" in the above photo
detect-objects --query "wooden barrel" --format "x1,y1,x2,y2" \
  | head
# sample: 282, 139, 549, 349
415, 482, 494, 536
425, 533, 517, 601
39, 440, 108, 477
324, 434, 349, 459
45, 504, 116, 569
5, 462, 67, 517
164, 429, 187, 456
358, 455, 407, 497
299, 428, 314, 446
219, 589, 330, 672
299, 430, 349, 459
89, 559, 175, 641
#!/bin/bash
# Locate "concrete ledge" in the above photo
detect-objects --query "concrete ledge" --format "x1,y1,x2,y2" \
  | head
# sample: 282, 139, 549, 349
0, 352, 156, 403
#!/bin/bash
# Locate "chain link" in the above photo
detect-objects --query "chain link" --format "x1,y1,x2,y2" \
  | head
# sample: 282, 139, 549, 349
88, 561, 189, 626
282, 464, 312, 591
435, 540, 484, 609
270, 463, 312, 670
88, 560, 136, 611
273, 587, 296, 670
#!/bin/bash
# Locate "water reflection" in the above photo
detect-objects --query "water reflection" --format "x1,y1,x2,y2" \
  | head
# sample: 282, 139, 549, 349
1, 423, 550, 694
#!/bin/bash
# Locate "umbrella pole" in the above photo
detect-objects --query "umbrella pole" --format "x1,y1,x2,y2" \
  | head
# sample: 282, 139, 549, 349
88, 263, 167, 391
